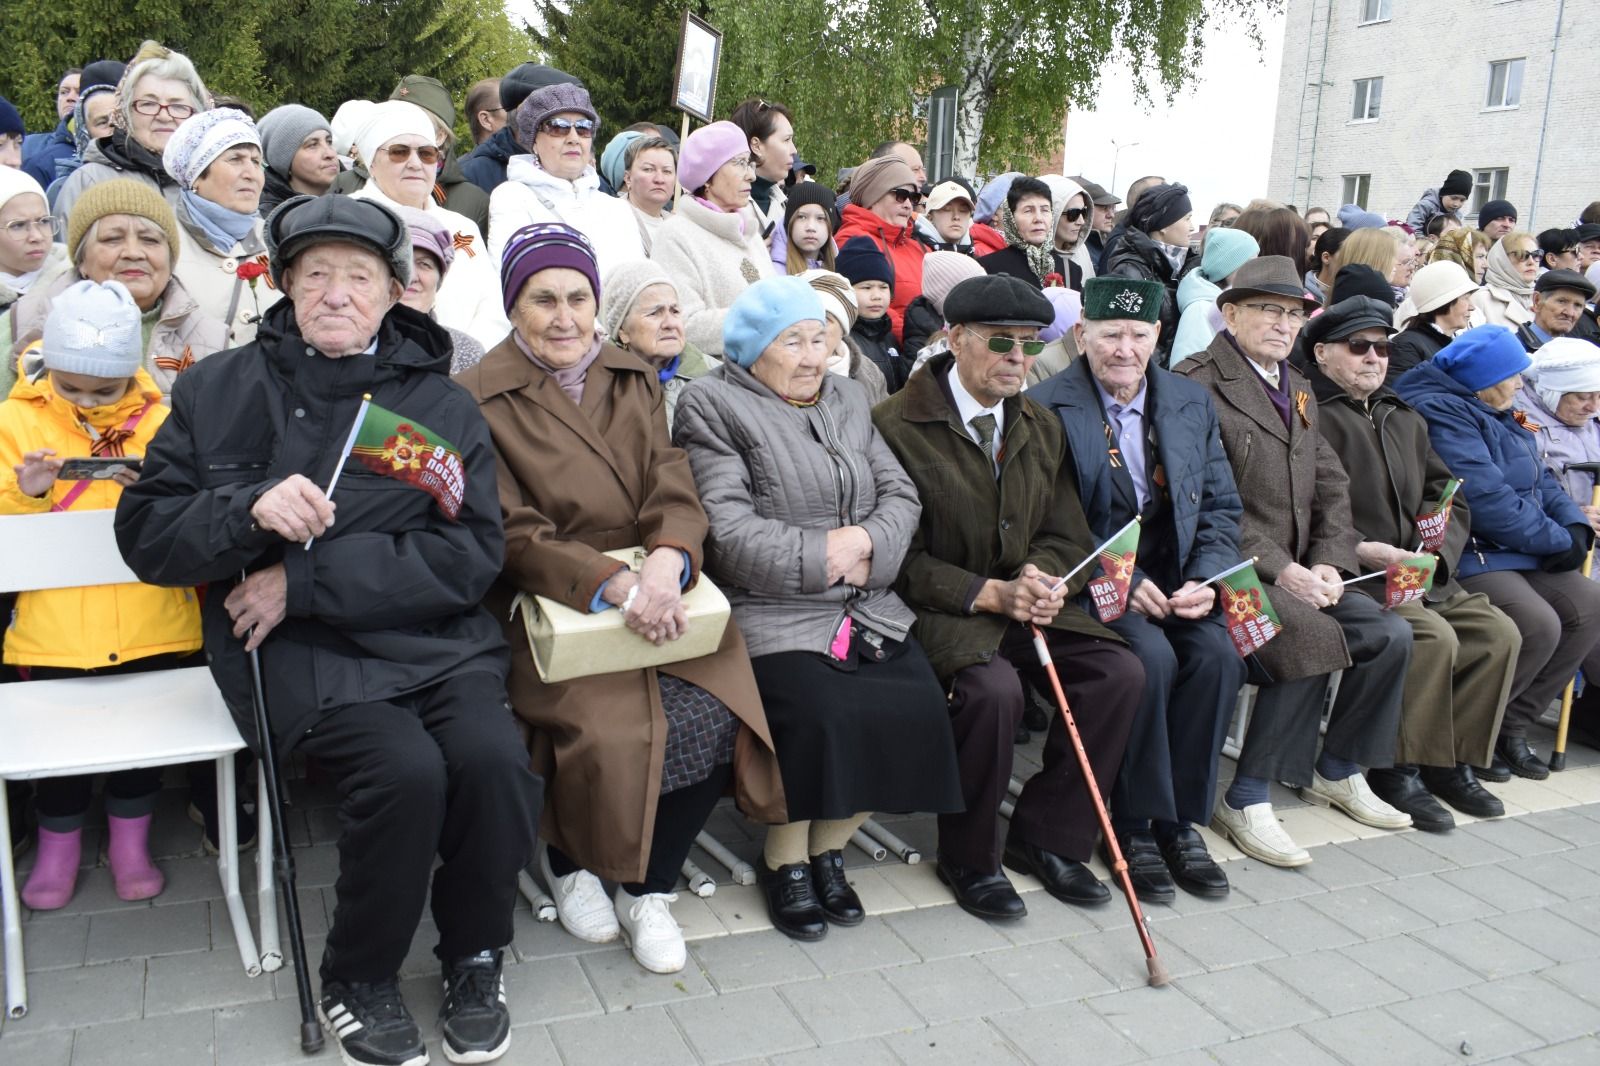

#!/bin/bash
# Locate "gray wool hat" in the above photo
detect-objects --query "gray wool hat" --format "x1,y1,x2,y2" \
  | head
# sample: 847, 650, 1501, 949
43, 280, 144, 379
265, 195, 412, 289
257, 104, 331, 178
515, 82, 599, 147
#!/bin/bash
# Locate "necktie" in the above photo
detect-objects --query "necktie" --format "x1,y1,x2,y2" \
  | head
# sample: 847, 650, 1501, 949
970, 413, 998, 475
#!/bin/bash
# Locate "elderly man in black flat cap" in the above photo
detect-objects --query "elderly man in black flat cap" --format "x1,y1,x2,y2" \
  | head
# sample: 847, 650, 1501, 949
1519, 269, 1599, 353
117, 194, 540, 1066
874, 273, 1141, 921
1031, 275, 1247, 902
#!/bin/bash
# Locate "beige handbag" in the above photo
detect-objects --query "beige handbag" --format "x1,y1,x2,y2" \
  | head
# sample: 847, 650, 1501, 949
512, 547, 731, 683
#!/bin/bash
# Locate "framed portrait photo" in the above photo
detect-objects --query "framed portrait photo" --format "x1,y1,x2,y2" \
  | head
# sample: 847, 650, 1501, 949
671, 11, 722, 123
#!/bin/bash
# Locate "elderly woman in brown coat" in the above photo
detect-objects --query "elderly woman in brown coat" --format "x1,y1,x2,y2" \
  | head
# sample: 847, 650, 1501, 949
1175, 256, 1414, 869
459, 222, 784, 976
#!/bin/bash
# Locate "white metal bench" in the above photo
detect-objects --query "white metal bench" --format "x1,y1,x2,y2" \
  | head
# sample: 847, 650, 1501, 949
0, 509, 278, 1021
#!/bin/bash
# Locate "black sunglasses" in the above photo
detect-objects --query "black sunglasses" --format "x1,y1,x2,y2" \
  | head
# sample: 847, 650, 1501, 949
888, 187, 921, 205
1341, 338, 1391, 356
1063, 207, 1088, 222
540, 117, 596, 138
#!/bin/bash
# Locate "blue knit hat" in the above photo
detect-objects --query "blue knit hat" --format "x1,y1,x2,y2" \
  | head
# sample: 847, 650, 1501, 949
722, 276, 826, 369
1433, 324, 1532, 392
1338, 204, 1387, 230
1199, 227, 1259, 283
0, 95, 22, 138
835, 236, 894, 288
599, 130, 643, 191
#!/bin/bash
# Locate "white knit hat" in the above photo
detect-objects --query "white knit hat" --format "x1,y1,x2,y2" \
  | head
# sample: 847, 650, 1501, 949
1531, 337, 1600, 413
330, 100, 376, 160
42, 280, 143, 379
0, 165, 47, 213
601, 259, 676, 344
352, 100, 434, 169
161, 109, 260, 189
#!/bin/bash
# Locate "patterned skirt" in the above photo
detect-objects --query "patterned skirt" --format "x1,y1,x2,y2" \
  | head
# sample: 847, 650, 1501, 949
658, 673, 740, 794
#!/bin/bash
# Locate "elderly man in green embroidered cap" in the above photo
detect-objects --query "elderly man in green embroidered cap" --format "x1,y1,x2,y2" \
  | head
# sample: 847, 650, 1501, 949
1029, 277, 1248, 902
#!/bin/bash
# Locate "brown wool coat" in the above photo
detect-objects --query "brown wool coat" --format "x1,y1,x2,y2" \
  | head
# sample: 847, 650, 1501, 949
458, 337, 785, 882
1175, 332, 1363, 682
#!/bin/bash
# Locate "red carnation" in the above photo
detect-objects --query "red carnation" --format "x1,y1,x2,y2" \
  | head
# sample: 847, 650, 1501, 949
1041, 272, 1065, 288
237, 261, 268, 283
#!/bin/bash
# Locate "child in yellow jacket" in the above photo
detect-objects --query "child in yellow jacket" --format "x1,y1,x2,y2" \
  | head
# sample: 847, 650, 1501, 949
1, 279, 201, 910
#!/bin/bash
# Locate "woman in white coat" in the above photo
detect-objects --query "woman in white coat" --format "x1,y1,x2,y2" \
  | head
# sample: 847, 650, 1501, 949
160, 110, 281, 346
349, 100, 509, 349
487, 83, 643, 275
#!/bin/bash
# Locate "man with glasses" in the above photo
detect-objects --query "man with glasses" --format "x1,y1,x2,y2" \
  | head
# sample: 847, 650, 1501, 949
1176, 256, 1414, 868
1030, 276, 1248, 903
875, 273, 1140, 921
1518, 270, 1599, 353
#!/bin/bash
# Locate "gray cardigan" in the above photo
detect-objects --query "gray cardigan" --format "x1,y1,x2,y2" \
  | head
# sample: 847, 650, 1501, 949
672, 360, 921, 658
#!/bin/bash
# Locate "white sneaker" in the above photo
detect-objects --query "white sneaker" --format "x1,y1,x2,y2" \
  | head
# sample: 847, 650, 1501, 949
614, 888, 687, 974
539, 847, 619, 943
1300, 771, 1413, 830
1212, 799, 1312, 868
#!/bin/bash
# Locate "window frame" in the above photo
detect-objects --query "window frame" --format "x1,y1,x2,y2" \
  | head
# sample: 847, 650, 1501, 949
1342, 174, 1373, 210
1470, 168, 1510, 215
1350, 77, 1383, 122
1358, 0, 1393, 25
1484, 58, 1526, 110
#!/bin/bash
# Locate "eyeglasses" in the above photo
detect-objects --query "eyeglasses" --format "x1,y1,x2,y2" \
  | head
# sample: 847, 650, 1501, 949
0, 216, 56, 239
976, 331, 1046, 357
130, 99, 197, 120
1063, 207, 1088, 222
380, 143, 441, 166
1240, 302, 1308, 324
1508, 249, 1539, 262
1339, 338, 1391, 356
539, 117, 595, 138
888, 187, 921, 205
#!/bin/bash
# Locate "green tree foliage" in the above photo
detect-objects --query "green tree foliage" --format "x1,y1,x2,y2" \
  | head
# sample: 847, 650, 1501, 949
0, 0, 526, 129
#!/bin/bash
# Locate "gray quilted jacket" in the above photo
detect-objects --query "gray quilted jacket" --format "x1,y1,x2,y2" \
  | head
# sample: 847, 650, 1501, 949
672, 360, 922, 658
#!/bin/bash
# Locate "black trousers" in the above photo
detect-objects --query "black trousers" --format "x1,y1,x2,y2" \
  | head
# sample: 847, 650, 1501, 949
1107, 612, 1246, 829
296, 671, 541, 984
941, 626, 1141, 871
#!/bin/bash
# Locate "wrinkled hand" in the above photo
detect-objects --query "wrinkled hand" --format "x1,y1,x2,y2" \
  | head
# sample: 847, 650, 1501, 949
625, 548, 688, 645
226, 564, 287, 652
15, 448, 63, 498
826, 526, 874, 587
842, 557, 872, 587
250, 475, 336, 543
1167, 580, 1216, 620
1356, 541, 1414, 572
1311, 563, 1344, 605
1584, 505, 1600, 534
1276, 561, 1335, 608
982, 563, 1065, 624
1128, 579, 1170, 619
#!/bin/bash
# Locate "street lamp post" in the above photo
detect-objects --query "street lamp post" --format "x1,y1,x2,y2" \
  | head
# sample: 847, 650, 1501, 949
1110, 139, 1140, 200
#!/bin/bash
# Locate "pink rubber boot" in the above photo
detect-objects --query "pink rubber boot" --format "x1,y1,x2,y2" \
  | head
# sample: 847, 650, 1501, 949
21, 828, 83, 910
107, 814, 165, 901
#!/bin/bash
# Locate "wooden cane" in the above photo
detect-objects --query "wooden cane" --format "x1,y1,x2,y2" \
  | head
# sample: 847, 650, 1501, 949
1551, 479, 1600, 771
1030, 624, 1169, 986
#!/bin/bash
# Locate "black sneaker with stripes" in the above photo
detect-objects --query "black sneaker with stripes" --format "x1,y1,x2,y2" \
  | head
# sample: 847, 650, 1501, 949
318, 977, 427, 1066
439, 950, 511, 1064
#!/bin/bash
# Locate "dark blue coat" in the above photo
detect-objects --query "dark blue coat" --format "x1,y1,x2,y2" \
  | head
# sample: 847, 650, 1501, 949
459, 126, 518, 195
1395, 359, 1586, 576
21, 119, 74, 188
1030, 357, 1243, 589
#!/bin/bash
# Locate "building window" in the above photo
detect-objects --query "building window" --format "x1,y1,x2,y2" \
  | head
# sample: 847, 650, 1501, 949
1359, 0, 1392, 23
1486, 59, 1525, 108
1342, 174, 1372, 209
1351, 78, 1383, 121
1471, 169, 1510, 214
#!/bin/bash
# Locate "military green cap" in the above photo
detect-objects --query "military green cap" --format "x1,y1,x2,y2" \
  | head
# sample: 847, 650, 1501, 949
1081, 276, 1164, 324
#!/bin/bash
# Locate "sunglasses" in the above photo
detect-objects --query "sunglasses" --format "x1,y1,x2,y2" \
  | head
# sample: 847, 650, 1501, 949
381, 143, 441, 166
888, 187, 922, 205
539, 117, 596, 138
1340, 338, 1392, 356
978, 333, 1046, 357
1508, 249, 1539, 262
1063, 207, 1088, 222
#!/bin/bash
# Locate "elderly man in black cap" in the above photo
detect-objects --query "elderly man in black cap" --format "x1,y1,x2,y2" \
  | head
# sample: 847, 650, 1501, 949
1478, 200, 1519, 242
1070, 176, 1121, 267
1176, 256, 1414, 868
1518, 269, 1599, 353
1030, 276, 1247, 901
874, 273, 1141, 921
116, 195, 540, 1066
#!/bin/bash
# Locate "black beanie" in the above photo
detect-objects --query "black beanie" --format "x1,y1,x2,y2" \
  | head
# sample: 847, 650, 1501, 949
1130, 183, 1193, 235
836, 236, 894, 288
784, 181, 838, 231
1441, 169, 1473, 199
1478, 199, 1518, 231
1330, 264, 1397, 307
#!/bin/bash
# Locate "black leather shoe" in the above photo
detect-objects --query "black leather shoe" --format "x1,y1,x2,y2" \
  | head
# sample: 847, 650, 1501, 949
935, 857, 1027, 921
1003, 836, 1111, 906
809, 850, 865, 926
1495, 735, 1550, 781
1158, 826, 1229, 898
1104, 831, 1175, 904
1022, 683, 1052, 732
1367, 765, 1455, 833
1013, 721, 1032, 745
1420, 763, 1506, 819
1481, 751, 1512, 783
760, 860, 828, 941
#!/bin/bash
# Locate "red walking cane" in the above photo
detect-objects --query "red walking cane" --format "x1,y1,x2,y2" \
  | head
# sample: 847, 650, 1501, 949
1029, 624, 1169, 987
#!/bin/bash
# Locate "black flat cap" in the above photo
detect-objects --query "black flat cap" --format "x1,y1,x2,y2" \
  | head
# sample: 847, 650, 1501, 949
265, 195, 412, 289
1536, 269, 1598, 299
500, 63, 581, 112
1303, 295, 1397, 348
1069, 176, 1119, 206
944, 274, 1055, 327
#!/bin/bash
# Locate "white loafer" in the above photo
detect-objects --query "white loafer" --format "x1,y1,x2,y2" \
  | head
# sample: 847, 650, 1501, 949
614, 888, 687, 974
1300, 771, 1413, 830
1212, 799, 1312, 868
539, 847, 620, 943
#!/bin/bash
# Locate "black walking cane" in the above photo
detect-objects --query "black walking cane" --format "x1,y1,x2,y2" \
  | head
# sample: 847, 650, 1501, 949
1551, 460, 1600, 771
245, 629, 324, 1053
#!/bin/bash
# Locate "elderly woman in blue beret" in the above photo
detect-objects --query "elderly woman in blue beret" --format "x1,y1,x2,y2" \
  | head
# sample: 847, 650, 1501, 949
672, 276, 962, 942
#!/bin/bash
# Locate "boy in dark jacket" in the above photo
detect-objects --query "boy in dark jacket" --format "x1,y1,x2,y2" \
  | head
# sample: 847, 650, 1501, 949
838, 236, 908, 392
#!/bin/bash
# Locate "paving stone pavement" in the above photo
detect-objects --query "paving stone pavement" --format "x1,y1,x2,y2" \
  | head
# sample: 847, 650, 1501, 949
5, 725, 1600, 1064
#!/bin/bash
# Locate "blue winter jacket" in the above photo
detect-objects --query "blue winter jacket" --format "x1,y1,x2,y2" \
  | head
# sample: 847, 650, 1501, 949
1395, 359, 1586, 576
1029, 357, 1244, 588
459, 126, 518, 195
21, 119, 74, 188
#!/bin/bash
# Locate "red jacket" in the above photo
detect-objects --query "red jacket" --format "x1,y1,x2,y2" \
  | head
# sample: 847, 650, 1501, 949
834, 203, 927, 342
970, 222, 1007, 257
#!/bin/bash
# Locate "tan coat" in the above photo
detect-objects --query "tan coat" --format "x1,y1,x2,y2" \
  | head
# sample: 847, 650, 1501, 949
1175, 332, 1362, 682
459, 337, 785, 882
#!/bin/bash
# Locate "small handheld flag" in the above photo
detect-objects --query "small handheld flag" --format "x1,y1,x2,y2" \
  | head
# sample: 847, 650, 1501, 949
1085, 519, 1141, 622
1382, 555, 1437, 609
1414, 478, 1462, 552
1211, 559, 1281, 657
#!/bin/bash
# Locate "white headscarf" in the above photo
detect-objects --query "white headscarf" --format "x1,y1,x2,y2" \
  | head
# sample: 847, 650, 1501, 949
352, 100, 435, 170
1530, 336, 1600, 413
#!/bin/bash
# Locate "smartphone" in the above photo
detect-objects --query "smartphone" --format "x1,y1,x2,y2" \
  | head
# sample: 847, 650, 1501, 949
56, 457, 142, 480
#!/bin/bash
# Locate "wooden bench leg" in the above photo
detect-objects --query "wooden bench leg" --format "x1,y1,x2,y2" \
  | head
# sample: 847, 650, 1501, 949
0, 779, 27, 1019
255, 770, 282, 972
215, 754, 263, 977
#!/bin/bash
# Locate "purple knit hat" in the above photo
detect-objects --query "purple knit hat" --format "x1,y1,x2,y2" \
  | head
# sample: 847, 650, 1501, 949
500, 222, 600, 314
515, 82, 599, 147
678, 121, 748, 194
394, 204, 454, 273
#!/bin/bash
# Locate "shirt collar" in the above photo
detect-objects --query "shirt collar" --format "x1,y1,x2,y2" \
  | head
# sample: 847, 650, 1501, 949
946, 361, 1005, 432
1093, 376, 1147, 417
